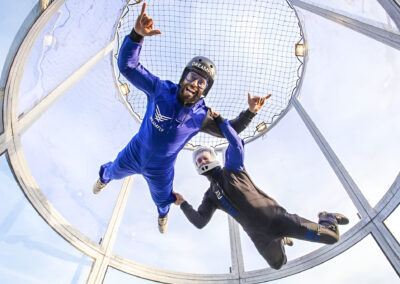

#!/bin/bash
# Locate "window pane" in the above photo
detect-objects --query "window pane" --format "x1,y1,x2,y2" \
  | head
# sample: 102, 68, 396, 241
20, 56, 137, 242
267, 235, 399, 283
18, 0, 127, 115
298, 8, 400, 207
0, 0, 38, 76
0, 154, 92, 283
104, 267, 159, 284
298, 0, 399, 33
385, 206, 400, 242
0, 0, 38, 133
113, 150, 232, 274
241, 109, 359, 271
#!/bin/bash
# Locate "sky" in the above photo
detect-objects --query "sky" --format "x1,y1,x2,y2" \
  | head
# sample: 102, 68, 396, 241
0, 0, 400, 283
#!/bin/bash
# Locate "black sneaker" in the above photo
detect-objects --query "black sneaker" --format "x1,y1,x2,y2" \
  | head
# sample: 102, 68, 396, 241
318, 212, 349, 225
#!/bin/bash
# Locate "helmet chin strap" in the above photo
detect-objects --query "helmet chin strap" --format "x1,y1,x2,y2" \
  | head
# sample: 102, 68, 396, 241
197, 160, 221, 175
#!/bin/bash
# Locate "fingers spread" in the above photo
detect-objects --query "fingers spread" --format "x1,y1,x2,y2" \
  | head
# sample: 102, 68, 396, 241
149, 29, 162, 36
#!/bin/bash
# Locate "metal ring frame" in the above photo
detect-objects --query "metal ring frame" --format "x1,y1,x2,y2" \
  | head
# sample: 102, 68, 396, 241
1, 0, 399, 283
111, 0, 306, 151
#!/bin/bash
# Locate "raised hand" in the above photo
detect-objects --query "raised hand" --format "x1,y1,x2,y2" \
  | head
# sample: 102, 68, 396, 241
134, 3, 162, 37
248, 93, 271, 113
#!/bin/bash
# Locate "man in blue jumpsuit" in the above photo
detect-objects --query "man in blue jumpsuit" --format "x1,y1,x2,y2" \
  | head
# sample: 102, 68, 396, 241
93, 3, 268, 233
173, 111, 349, 269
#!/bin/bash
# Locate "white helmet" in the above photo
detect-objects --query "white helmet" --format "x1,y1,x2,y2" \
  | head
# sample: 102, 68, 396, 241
192, 146, 221, 175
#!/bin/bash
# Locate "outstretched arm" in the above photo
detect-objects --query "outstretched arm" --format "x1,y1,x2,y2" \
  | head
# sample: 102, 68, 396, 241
173, 191, 217, 229
200, 93, 271, 137
118, 3, 162, 97
212, 112, 246, 172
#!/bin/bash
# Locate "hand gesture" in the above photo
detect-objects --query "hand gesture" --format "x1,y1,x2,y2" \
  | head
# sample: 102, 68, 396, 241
210, 108, 220, 119
248, 93, 271, 114
134, 3, 162, 37
173, 191, 185, 206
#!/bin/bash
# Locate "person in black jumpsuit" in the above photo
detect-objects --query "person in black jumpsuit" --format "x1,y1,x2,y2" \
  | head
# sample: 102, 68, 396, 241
173, 110, 349, 270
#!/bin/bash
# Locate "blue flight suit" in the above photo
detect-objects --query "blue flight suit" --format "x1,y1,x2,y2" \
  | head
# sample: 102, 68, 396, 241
99, 35, 255, 216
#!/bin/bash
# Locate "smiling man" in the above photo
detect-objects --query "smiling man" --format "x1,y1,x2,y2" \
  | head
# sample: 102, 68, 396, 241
93, 3, 268, 234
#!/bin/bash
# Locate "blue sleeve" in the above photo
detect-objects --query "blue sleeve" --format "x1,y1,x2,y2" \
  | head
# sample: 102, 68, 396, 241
218, 120, 245, 171
117, 35, 161, 98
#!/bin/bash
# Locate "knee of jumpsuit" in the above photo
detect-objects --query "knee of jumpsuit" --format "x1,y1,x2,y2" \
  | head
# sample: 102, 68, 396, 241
99, 146, 140, 183
265, 238, 287, 270
250, 235, 287, 270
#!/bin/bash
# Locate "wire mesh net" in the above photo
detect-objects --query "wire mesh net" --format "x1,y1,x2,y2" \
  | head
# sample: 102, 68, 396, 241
113, 0, 303, 149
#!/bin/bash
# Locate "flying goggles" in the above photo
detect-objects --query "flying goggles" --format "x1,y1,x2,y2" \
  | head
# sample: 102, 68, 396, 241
185, 70, 209, 90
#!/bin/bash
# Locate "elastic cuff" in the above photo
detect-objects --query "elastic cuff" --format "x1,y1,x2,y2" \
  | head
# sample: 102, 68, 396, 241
245, 109, 257, 118
129, 29, 144, 44
214, 115, 224, 125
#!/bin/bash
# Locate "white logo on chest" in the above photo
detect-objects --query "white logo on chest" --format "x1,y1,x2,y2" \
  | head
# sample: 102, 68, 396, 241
154, 104, 172, 123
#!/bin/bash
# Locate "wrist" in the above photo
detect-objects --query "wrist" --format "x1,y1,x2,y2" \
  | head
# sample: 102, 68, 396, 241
214, 115, 224, 125
248, 108, 257, 114
130, 28, 144, 43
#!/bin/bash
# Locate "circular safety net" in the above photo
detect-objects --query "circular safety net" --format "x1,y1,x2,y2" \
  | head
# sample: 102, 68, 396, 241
113, 0, 303, 149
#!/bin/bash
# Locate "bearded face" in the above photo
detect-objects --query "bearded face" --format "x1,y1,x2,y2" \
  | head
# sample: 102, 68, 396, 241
178, 70, 208, 106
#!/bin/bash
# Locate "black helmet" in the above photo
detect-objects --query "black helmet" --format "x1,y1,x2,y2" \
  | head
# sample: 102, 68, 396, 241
179, 56, 216, 97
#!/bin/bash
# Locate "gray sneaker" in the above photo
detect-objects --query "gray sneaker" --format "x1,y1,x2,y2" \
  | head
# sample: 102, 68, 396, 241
318, 212, 349, 225
158, 215, 168, 234
283, 237, 294, 246
93, 179, 108, 194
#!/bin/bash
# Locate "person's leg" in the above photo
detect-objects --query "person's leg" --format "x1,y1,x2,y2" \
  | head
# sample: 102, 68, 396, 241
250, 234, 287, 270
143, 167, 177, 233
272, 211, 345, 244
99, 145, 139, 183
143, 167, 177, 216
94, 142, 140, 194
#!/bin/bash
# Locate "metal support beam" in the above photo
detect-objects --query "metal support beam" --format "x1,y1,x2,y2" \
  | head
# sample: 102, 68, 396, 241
87, 176, 134, 284
371, 218, 400, 276
228, 216, 244, 277
378, 0, 400, 30
217, 148, 245, 279
291, 96, 374, 219
289, 0, 400, 51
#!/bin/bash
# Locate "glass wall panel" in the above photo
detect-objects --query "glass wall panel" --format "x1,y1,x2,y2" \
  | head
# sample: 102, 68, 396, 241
267, 235, 399, 284
0, 0, 38, 76
298, 0, 399, 33
298, 8, 400, 207
385, 205, 400, 242
18, 0, 126, 115
113, 150, 232, 274
241, 109, 359, 271
0, 0, 38, 133
20, 56, 138, 242
104, 267, 159, 284
0, 154, 92, 283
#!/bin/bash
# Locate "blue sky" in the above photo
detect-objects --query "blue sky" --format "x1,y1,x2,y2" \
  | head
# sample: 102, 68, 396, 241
1, 1, 400, 283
